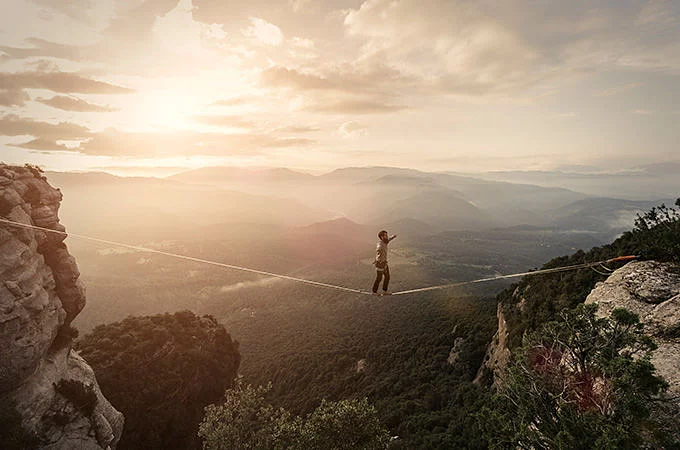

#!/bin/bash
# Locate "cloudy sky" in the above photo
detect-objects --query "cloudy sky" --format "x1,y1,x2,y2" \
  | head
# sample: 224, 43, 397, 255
1, 0, 679, 174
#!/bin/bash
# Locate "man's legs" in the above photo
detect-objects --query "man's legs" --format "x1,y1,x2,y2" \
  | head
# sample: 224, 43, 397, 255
382, 265, 390, 292
372, 269, 383, 293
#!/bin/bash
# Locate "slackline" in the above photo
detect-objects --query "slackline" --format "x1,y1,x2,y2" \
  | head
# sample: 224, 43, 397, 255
0, 217, 637, 296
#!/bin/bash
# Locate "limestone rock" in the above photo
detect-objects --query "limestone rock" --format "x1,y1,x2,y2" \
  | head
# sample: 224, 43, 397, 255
0, 164, 123, 448
586, 260, 680, 404
447, 337, 465, 365
474, 303, 510, 384
8, 346, 124, 449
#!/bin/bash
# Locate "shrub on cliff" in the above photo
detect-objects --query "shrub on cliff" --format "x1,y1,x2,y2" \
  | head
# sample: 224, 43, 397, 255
631, 198, 680, 262
482, 304, 676, 449
54, 379, 97, 417
76, 310, 240, 450
199, 378, 390, 450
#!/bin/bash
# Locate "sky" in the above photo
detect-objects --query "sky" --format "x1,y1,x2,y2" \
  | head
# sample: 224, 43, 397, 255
0, 0, 679, 175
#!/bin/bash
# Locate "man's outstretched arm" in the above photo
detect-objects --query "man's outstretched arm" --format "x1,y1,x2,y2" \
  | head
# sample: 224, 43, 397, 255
388, 234, 397, 242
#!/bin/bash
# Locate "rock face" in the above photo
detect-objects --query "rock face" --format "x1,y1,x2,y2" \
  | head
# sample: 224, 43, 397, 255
585, 260, 680, 404
446, 337, 466, 366
474, 303, 511, 384
0, 164, 123, 448
477, 260, 680, 396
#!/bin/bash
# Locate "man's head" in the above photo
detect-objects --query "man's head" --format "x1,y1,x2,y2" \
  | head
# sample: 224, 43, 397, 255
378, 230, 388, 242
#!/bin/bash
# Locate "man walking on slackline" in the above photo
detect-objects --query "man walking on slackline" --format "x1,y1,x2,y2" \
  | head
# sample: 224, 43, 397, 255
372, 230, 397, 296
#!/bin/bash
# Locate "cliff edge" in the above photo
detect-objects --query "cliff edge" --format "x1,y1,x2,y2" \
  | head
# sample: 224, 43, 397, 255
477, 259, 680, 405
0, 164, 123, 449
585, 260, 680, 408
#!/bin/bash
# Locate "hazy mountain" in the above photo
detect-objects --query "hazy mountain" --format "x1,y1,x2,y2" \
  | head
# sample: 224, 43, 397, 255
163, 166, 590, 231
295, 217, 372, 237
168, 166, 315, 185
319, 166, 424, 183
548, 197, 676, 235
477, 162, 680, 200
46, 171, 333, 239
47, 166, 665, 243
382, 217, 438, 238
283, 218, 375, 265
381, 189, 495, 230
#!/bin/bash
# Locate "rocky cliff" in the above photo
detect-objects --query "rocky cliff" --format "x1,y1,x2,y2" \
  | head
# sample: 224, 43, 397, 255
473, 303, 510, 385
0, 164, 123, 449
585, 260, 680, 407
477, 260, 680, 402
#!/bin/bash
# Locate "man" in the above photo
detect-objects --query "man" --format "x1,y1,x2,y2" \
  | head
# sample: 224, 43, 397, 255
372, 230, 397, 295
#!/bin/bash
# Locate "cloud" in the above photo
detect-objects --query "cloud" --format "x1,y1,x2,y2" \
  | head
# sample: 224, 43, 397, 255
0, 114, 90, 140
1, 0, 220, 71
344, 0, 540, 95
11, 138, 68, 151
72, 129, 249, 156
0, 68, 134, 95
244, 17, 284, 46
2, 110, 316, 157
103, 0, 180, 45
264, 137, 315, 147
0, 89, 30, 107
28, 0, 95, 23
287, 36, 317, 59
289, 0, 313, 13
0, 37, 89, 61
290, 37, 314, 49
259, 65, 406, 95
594, 83, 642, 97
307, 99, 406, 114
261, 66, 338, 90
339, 121, 368, 138
220, 276, 280, 292
342, 0, 680, 96
193, 115, 257, 129
631, 109, 655, 115
27, 128, 315, 157
274, 125, 320, 133
36, 95, 118, 112
212, 96, 260, 106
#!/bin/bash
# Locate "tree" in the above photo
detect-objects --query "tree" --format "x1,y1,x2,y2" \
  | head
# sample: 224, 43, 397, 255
632, 198, 680, 262
76, 311, 240, 450
297, 398, 390, 450
482, 304, 676, 449
199, 378, 390, 450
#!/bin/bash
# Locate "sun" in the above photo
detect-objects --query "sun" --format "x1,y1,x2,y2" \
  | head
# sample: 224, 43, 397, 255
134, 88, 199, 131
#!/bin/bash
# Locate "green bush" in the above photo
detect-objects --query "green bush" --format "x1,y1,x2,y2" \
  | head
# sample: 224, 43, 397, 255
54, 379, 97, 417
631, 199, 680, 262
481, 304, 676, 449
23, 164, 46, 181
76, 310, 240, 450
199, 378, 390, 450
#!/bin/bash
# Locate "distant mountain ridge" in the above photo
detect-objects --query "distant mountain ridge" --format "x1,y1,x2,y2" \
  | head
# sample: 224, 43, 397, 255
477, 161, 680, 200
43, 165, 666, 240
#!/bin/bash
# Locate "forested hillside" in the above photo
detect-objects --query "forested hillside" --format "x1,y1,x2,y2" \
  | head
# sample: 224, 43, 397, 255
496, 199, 680, 353
76, 311, 241, 450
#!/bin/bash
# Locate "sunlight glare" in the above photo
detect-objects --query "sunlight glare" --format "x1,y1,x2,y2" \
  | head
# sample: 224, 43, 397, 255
135, 89, 199, 131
